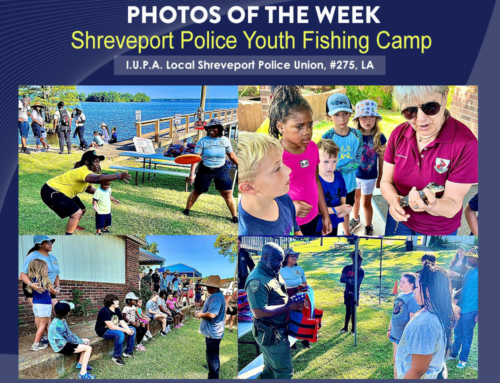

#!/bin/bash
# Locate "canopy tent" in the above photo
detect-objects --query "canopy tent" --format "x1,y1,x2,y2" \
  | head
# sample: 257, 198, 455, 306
139, 249, 165, 267
158, 263, 202, 278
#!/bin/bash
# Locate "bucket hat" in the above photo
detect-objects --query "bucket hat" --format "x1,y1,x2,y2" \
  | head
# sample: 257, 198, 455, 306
353, 99, 383, 120
33, 235, 56, 245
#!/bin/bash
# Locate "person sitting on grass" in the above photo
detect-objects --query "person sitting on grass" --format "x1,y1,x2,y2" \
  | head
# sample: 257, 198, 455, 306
90, 131, 105, 148
92, 181, 119, 235
157, 290, 174, 331
95, 294, 136, 366
122, 292, 148, 352
238, 132, 302, 236
40, 151, 131, 235
136, 299, 152, 340
167, 293, 185, 326
48, 301, 95, 379
387, 273, 420, 378
395, 263, 458, 379
146, 292, 169, 336
109, 127, 118, 144
339, 249, 365, 335
27, 259, 57, 351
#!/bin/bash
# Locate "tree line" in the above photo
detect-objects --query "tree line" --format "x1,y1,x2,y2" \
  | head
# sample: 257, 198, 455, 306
78, 91, 151, 102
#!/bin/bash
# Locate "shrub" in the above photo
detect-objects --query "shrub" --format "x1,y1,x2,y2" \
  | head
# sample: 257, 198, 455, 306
345, 86, 392, 110
71, 287, 98, 317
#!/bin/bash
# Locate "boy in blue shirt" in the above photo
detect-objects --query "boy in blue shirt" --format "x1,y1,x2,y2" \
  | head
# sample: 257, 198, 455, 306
238, 132, 302, 236
449, 247, 478, 369
316, 139, 352, 236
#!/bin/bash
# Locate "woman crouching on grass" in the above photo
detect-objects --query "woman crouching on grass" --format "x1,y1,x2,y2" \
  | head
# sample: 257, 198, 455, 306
40, 151, 131, 235
395, 262, 458, 379
387, 273, 420, 378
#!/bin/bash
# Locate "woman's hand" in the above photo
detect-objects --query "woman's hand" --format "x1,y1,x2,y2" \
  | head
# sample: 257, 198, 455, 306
188, 174, 196, 185
336, 204, 352, 218
407, 187, 437, 213
118, 172, 131, 184
293, 200, 312, 218
389, 195, 411, 222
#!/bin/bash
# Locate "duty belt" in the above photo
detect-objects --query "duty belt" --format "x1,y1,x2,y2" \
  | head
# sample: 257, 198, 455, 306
253, 319, 287, 330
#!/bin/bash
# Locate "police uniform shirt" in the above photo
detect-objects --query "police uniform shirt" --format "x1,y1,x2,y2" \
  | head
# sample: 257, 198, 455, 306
245, 262, 289, 324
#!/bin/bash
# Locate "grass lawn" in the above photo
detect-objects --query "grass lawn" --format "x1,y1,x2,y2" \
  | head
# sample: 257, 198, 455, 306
59, 319, 237, 379
238, 237, 478, 379
19, 153, 237, 235
312, 108, 406, 143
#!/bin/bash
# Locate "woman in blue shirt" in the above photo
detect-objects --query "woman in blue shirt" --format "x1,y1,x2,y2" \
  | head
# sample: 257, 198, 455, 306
183, 119, 238, 223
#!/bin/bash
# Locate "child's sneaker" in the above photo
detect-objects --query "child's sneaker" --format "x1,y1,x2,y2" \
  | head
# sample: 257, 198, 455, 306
146, 331, 152, 338
76, 363, 93, 371
30, 342, 48, 351
349, 218, 361, 233
102, 228, 111, 234
112, 356, 125, 366
457, 361, 468, 369
179, 323, 184, 327
40, 335, 49, 344
122, 352, 134, 358
337, 328, 348, 334
364, 225, 374, 236
174, 325, 181, 329
78, 372, 96, 379
160, 330, 167, 336
135, 344, 147, 351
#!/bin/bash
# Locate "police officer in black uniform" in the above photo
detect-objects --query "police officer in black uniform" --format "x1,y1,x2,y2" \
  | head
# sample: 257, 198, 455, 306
245, 242, 304, 379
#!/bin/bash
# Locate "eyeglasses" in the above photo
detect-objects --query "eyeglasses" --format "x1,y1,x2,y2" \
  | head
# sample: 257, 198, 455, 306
401, 96, 444, 120
42, 240, 53, 245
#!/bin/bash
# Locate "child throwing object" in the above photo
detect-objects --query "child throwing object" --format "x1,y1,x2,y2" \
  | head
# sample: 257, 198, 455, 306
269, 86, 332, 236
322, 93, 363, 235
351, 100, 387, 235
92, 181, 119, 235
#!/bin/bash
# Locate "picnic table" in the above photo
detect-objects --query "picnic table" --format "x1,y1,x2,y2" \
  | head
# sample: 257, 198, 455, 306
118, 151, 186, 182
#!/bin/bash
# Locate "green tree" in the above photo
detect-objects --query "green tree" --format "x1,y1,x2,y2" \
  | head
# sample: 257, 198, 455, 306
214, 235, 237, 263
138, 235, 159, 255
78, 93, 86, 101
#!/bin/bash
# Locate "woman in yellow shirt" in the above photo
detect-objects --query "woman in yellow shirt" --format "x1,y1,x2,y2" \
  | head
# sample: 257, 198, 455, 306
40, 151, 131, 235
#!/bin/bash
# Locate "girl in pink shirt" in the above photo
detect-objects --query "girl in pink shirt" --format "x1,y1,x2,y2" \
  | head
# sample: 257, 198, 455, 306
167, 294, 183, 328
269, 86, 332, 235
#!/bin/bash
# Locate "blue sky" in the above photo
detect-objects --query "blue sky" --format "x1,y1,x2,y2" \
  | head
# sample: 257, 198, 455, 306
76, 86, 237, 99
145, 236, 236, 279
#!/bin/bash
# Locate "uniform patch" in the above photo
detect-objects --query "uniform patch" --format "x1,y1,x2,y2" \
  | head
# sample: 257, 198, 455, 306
434, 158, 450, 174
248, 280, 261, 293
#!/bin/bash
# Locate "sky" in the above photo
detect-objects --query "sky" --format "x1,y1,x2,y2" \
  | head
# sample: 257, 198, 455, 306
76, 86, 237, 99
145, 236, 236, 279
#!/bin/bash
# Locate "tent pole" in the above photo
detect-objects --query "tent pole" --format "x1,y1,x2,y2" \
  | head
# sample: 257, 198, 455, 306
354, 236, 358, 347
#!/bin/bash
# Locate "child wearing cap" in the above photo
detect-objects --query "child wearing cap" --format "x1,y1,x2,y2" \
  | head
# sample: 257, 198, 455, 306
48, 301, 95, 379
238, 132, 302, 236
350, 100, 387, 236
92, 181, 119, 235
123, 292, 148, 351
322, 93, 364, 235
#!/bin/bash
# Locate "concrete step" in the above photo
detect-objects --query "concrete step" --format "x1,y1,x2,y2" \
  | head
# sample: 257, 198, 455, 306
19, 306, 194, 379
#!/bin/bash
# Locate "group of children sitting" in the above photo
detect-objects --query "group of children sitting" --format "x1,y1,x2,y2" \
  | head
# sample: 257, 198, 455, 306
90, 126, 118, 148
26, 259, 187, 379
238, 86, 386, 237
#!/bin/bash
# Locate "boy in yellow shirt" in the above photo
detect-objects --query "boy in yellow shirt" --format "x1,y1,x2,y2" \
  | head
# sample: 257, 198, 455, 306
92, 182, 120, 235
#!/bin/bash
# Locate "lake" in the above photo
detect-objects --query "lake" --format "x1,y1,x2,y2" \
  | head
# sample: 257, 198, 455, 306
22, 99, 238, 146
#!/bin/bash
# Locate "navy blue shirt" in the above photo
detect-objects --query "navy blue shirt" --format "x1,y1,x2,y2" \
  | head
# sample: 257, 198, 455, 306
356, 134, 387, 180
316, 171, 347, 231
469, 193, 478, 212
238, 194, 300, 236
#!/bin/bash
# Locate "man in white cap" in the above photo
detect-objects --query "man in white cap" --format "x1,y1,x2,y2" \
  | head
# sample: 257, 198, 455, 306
196, 276, 226, 379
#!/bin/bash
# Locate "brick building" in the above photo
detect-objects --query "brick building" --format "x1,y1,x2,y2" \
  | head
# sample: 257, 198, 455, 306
450, 86, 478, 137
18, 235, 146, 335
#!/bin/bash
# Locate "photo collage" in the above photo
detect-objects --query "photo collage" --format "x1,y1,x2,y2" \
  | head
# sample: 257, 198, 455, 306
18, 85, 478, 379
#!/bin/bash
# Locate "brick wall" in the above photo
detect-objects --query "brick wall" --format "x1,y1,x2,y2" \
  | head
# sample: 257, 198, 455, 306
450, 86, 478, 137
19, 238, 140, 336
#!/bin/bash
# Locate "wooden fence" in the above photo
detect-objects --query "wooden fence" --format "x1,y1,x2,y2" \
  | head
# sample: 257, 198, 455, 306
134, 108, 238, 141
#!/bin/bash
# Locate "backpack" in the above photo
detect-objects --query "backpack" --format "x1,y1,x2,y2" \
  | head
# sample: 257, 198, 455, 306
58, 109, 71, 127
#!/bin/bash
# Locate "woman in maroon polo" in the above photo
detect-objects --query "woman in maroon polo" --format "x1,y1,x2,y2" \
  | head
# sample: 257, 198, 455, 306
381, 86, 478, 235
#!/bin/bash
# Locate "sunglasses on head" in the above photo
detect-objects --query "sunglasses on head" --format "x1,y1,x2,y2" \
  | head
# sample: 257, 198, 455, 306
401, 96, 444, 120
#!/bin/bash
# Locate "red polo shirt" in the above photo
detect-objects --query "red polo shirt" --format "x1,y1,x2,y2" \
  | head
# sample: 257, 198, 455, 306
385, 115, 478, 235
